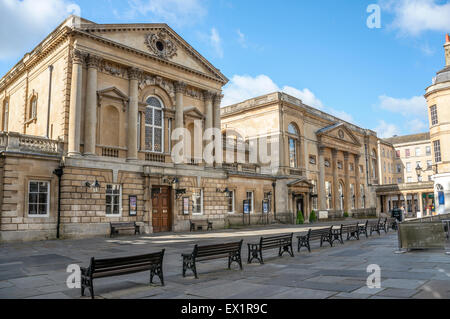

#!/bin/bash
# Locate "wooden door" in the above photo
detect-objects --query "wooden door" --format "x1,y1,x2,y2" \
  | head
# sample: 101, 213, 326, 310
152, 187, 171, 233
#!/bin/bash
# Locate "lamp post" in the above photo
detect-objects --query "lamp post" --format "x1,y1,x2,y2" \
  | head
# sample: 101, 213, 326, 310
416, 164, 423, 182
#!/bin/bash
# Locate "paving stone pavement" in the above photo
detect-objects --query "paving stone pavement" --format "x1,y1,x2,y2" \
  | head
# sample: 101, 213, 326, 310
0, 222, 449, 299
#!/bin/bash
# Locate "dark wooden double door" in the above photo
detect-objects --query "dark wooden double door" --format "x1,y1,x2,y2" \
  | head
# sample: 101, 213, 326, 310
152, 186, 172, 233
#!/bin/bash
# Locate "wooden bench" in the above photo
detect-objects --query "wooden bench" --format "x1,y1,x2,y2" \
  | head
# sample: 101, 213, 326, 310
182, 240, 243, 279
358, 220, 369, 238
81, 249, 165, 299
368, 219, 383, 236
297, 227, 333, 253
332, 223, 360, 244
379, 217, 388, 233
190, 219, 213, 232
248, 233, 294, 264
386, 218, 398, 232
110, 222, 140, 238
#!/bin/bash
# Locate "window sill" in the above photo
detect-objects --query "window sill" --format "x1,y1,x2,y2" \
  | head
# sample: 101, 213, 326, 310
25, 117, 37, 126
28, 214, 49, 218
106, 214, 122, 218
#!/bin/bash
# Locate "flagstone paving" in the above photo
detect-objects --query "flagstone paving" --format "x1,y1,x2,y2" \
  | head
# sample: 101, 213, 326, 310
0, 221, 449, 299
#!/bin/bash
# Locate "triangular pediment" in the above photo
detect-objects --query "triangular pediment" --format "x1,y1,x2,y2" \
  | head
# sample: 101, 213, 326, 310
287, 178, 313, 188
79, 24, 227, 83
184, 106, 204, 119
316, 123, 362, 147
97, 87, 129, 101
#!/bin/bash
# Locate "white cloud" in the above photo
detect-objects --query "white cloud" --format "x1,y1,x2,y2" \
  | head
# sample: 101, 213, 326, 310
380, 0, 450, 36
221, 75, 279, 106
0, 0, 79, 60
126, 0, 207, 27
408, 118, 429, 132
378, 94, 427, 116
282, 86, 325, 109
237, 29, 247, 48
222, 74, 354, 123
374, 120, 401, 138
210, 28, 223, 58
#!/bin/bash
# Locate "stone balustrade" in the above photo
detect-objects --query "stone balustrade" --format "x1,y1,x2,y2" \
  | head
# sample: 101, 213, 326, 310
0, 132, 63, 155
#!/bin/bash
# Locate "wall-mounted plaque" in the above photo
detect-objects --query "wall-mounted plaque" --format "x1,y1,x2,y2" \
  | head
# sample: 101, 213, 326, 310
183, 197, 190, 215
129, 196, 137, 216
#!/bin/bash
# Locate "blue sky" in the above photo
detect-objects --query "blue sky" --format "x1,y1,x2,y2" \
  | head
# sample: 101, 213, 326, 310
1, 0, 450, 138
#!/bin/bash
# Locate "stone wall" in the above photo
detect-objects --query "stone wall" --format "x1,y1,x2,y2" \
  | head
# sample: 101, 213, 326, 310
0, 154, 60, 242
59, 167, 146, 239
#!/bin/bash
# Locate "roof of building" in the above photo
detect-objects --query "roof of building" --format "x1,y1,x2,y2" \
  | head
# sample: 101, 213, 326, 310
383, 132, 430, 145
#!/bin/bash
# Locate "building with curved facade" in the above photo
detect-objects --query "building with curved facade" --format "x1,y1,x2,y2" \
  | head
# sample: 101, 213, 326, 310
425, 34, 450, 215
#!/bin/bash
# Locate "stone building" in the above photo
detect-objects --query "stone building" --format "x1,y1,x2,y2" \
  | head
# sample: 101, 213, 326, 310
221, 92, 379, 222
425, 34, 450, 215
0, 16, 380, 242
376, 133, 435, 217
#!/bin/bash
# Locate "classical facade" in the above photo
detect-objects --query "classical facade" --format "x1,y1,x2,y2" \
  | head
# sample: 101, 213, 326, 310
425, 34, 450, 215
0, 15, 401, 242
221, 92, 379, 222
376, 133, 435, 218
0, 16, 281, 242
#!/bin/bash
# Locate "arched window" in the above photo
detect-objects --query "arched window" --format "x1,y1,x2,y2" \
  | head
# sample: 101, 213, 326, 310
145, 96, 164, 153
339, 182, 344, 211
2, 99, 8, 131
311, 180, 318, 211
29, 96, 37, 119
350, 184, 355, 209
371, 149, 377, 179
287, 123, 299, 168
326, 181, 332, 210
360, 185, 366, 209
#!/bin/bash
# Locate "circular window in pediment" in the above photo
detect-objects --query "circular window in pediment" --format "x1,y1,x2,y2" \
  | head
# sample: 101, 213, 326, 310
156, 41, 164, 52
338, 129, 345, 139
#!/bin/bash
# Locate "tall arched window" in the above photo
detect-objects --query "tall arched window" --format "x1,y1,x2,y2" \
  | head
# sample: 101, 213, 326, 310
371, 149, 377, 179
288, 123, 299, 168
326, 181, 332, 210
360, 185, 366, 209
339, 182, 344, 211
145, 96, 164, 153
311, 180, 318, 211
350, 184, 355, 209
29, 96, 37, 119
2, 99, 8, 131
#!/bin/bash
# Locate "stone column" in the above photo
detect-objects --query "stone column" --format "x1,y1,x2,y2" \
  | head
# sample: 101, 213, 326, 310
418, 192, 424, 218
384, 195, 389, 214
354, 154, 361, 209
331, 148, 339, 211
204, 91, 214, 133
318, 146, 326, 210
344, 152, 350, 213
174, 81, 186, 130
204, 91, 214, 168
84, 54, 102, 156
127, 67, 141, 161
68, 49, 85, 156
213, 93, 223, 167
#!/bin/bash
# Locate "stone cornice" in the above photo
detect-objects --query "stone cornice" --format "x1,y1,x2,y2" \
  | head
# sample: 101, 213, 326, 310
71, 28, 227, 85
79, 24, 228, 84
0, 26, 71, 91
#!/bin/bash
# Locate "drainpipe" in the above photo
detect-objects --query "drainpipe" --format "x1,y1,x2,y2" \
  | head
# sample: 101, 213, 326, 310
272, 181, 277, 222
53, 166, 64, 239
46, 65, 54, 138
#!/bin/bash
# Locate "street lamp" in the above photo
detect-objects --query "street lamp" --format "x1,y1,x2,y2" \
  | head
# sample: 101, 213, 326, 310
85, 180, 100, 193
415, 164, 422, 177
